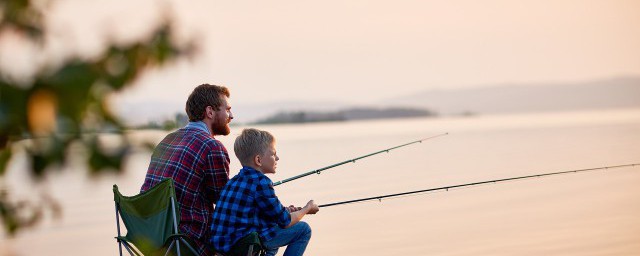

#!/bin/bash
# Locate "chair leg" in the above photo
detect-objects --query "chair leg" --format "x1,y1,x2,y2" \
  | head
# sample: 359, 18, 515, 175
176, 239, 182, 256
169, 197, 182, 256
179, 237, 200, 255
115, 204, 123, 256
118, 241, 124, 256
164, 240, 176, 256
247, 245, 253, 256
121, 241, 141, 256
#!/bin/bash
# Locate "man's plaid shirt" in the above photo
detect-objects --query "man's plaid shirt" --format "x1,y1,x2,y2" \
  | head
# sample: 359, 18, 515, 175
141, 122, 230, 256
210, 167, 291, 253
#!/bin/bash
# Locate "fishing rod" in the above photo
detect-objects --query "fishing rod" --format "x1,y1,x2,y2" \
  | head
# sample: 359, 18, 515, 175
319, 163, 639, 208
273, 133, 449, 186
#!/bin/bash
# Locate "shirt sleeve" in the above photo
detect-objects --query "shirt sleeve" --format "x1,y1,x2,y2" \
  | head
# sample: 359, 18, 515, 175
204, 141, 230, 204
255, 178, 291, 228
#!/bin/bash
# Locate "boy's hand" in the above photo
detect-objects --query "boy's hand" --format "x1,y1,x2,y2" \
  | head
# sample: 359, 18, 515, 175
304, 200, 319, 214
287, 205, 302, 212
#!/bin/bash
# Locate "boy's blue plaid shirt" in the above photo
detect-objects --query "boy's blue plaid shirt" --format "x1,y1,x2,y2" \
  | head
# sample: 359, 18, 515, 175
210, 166, 291, 252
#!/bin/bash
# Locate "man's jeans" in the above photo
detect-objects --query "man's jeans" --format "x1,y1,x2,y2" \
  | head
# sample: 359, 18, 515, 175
262, 222, 312, 256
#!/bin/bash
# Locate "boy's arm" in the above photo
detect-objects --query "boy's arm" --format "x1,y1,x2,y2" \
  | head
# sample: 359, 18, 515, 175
286, 200, 319, 228
255, 180, 292, 228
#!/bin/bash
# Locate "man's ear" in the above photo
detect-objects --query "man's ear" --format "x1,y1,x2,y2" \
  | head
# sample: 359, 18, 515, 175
254, 154, 262, 167
206, 106, 214, 118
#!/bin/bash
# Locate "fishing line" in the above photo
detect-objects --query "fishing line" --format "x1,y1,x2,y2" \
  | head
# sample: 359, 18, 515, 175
272, 133, 449, 186
319, 163, 640, 208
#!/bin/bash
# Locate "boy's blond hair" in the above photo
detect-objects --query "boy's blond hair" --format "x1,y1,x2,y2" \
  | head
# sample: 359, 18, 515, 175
234, 128, 276, 166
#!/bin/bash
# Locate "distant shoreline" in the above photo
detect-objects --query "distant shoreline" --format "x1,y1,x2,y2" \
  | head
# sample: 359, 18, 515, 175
252, 106, 437, 125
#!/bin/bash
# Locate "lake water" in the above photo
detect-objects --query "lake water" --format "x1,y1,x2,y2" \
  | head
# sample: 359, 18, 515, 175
2, 108, 640, 255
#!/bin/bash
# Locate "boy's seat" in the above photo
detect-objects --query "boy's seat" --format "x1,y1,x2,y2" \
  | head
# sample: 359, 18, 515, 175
225, 232, 264, 256
113, 178, 199, 256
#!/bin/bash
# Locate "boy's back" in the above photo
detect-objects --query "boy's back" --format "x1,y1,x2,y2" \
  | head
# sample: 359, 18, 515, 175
210, 166, 291, 253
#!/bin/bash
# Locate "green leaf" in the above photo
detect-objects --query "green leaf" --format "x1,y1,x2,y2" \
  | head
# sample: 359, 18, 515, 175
0, 147, 12, 176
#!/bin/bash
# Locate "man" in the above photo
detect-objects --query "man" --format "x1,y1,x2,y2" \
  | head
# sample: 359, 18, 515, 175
141, 84, 234, 256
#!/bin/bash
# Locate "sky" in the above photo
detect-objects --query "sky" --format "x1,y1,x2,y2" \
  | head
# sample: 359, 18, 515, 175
3, 0, 640, 123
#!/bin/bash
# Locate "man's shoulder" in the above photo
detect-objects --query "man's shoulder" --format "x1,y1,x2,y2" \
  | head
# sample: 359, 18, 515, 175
172, 127, 226, 149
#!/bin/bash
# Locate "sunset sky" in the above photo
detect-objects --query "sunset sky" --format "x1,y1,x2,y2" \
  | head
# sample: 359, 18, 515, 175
4, 0, 639, 121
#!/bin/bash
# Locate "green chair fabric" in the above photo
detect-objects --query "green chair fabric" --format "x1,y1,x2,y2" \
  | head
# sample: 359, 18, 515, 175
113, 178, 198, 256
227, 232, 264, 256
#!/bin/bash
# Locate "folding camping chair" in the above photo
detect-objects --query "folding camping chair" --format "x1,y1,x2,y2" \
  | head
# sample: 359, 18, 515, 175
113, 178, 199, 256
113, 178, 264, 256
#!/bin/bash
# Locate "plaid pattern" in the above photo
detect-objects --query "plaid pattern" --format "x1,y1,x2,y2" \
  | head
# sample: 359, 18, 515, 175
210, 167, 291, 253
141, 126, 230, 256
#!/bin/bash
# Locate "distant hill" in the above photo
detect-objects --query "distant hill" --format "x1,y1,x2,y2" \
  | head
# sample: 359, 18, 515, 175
385, 76, 640, 115
231, 100, 351, 124
115, 76, 640, 125
253, 107, 435, 124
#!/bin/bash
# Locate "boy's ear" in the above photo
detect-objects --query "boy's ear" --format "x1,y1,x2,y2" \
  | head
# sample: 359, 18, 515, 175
254, 154, 262, 167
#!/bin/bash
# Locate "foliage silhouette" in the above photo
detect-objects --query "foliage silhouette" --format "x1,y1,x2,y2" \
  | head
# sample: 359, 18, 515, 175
0, 0, 194, 235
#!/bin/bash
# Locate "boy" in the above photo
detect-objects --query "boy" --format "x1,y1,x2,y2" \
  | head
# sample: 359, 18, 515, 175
210, 128, 319, 256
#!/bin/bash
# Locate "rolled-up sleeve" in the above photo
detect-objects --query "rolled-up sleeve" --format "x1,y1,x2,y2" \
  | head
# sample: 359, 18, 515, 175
255, 179, 290, 228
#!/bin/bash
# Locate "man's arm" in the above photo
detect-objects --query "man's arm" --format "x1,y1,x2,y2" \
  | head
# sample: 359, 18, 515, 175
204, 142, 230, 203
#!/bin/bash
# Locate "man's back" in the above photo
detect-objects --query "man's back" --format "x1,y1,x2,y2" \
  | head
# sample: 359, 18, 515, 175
141, 126, 230, 256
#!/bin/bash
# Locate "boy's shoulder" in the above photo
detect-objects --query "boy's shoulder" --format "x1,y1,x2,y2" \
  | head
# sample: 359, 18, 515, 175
229, 168, 273, 188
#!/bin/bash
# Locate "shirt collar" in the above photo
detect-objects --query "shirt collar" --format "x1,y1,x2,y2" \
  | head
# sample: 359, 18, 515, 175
185, 121, 211, 135
241, 166, 272, 181
241, 166, 260, 174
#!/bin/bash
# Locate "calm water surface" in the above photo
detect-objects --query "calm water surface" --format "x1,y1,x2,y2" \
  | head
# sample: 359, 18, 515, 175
2, 109, 640, 255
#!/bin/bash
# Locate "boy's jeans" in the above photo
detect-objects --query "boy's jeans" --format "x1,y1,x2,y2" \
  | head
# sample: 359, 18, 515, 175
262, 222, 312, 256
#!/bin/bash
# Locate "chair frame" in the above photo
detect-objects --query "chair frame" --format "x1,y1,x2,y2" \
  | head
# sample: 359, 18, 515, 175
114, 183, 199, 256
114, 179, 264, 256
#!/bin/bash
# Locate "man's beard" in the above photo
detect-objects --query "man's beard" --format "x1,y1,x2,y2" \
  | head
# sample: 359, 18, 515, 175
211, 116, 231, 136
